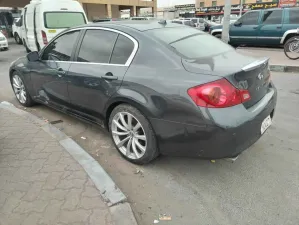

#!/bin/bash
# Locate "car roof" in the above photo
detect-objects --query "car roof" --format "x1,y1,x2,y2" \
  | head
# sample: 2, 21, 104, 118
80, 20, 185, 31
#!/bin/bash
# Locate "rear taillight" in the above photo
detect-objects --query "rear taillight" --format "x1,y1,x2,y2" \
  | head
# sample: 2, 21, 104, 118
41, 30, 48, 45
187, 78, 251, 108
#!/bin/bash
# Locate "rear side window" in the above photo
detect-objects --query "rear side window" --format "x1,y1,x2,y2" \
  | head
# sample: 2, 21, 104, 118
262, 10, 282, 24
289, 9, 299, 24
44, 12, 86, 29
77, 30, 117, 63
110, 34, 135, 64
146, 27, 232, 59
239, 11, 259, 25
42, 31, 79, 61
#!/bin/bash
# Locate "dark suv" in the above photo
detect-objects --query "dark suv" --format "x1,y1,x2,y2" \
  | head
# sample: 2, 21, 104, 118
210, 8, 299, 47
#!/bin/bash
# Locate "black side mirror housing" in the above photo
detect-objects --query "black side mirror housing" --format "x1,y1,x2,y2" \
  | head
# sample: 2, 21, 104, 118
234, 21, 242, 26
27, 51, 39, 62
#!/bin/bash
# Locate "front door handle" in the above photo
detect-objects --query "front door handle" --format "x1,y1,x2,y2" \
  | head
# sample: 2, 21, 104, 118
57, 68, 66, 77
253, 26, 258, 29
277, 26, 282, 29
101, 72, 118, 80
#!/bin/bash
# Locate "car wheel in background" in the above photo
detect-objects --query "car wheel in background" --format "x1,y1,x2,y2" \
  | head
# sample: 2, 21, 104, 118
284, 36, 299, 60
10, 72, 34, 107
109, 104, 159, 165
215, 34, 222, 39
14, 33, 22, 44
23, 40, 30, 53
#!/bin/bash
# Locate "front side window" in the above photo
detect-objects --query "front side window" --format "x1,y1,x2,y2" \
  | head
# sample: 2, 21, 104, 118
42, 31, 79, 61
262, 10, 282, 24
77, 30, 117, 63
289, 9, 299, 24
239, 11, 259, 25
110, 34, 135, 64
44, 12, 86, 29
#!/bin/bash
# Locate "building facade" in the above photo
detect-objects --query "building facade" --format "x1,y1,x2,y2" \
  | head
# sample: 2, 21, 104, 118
0, 0, 157, 21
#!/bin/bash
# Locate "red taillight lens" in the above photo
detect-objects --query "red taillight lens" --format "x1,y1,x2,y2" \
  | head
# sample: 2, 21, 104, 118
187, 78, 251, 108
41, 30, 48, 45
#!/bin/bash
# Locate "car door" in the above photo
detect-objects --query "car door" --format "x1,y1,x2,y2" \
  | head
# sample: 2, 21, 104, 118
67, 28, 137, 120
229, 11, 261, 45
258, 9, 283, 45
30, 30, 80, 109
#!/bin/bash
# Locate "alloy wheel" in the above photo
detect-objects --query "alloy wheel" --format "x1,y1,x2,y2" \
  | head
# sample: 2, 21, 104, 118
111, 112, 147, 160
12, 75, 27, 104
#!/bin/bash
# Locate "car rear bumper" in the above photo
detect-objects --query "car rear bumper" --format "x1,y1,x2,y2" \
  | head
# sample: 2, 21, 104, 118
150, 86, 277, 159
0, 40, 8, 48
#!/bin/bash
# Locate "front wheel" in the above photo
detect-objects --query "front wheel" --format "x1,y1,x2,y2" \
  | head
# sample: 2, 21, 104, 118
284, 36, 299, 60
215, 34, 222, 39
109, 104, 159, 164
14, 33, 22, 44
11, 72, 34, 107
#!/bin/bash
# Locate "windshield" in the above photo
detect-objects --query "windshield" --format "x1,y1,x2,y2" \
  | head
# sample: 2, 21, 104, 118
44, 12, 86, 29
146, 27, 233, 59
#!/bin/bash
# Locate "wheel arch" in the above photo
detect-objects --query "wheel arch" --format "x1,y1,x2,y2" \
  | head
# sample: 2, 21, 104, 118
283, 33, 299, 44
104, 97, 155, 131
281, 29, 299, 44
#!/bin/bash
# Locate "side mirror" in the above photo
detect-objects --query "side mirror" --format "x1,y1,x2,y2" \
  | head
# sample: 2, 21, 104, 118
27, 51, 39, 62
234, 21, 242, 26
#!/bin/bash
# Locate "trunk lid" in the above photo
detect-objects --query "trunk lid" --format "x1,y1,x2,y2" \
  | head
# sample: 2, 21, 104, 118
182, 50, 271, 109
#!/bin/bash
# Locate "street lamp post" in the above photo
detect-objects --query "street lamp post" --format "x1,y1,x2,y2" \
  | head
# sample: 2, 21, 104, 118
222, 0, 232, 44
239, 0, 243, 17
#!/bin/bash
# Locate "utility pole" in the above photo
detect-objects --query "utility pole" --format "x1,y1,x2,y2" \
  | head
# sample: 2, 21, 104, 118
222, 0, 232, 44
239, 0, 243, 17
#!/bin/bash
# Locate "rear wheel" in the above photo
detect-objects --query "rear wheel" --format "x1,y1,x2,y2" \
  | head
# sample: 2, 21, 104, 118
14, 33, 22, 44
109, 104, 159, 164
23, 40, 30, 53
284, 36, 299, 60
11, 72, 34, 107
215, 33, 222, 39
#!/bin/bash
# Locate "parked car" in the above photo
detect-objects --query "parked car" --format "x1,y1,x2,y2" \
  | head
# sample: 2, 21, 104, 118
21, 0, 88, 52
12, 17, 23, 44
93, 18, 121, 22
210, 8, 299, 47
0, 30, 8, 51
172, 19, 196, 27
9, 21, 277, 164
204, 20, 219, 32
186, 18, 205, 31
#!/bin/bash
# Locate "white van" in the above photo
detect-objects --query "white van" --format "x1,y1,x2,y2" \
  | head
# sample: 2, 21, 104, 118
21, 0, 87, 52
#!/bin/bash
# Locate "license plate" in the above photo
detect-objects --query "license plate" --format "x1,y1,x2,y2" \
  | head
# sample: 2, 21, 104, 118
261, 115, 272, 134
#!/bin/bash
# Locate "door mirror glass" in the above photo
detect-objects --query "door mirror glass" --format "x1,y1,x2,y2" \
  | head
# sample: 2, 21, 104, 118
27, 51, 39, 62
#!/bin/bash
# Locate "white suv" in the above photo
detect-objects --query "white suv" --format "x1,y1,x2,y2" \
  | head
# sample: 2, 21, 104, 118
12, 17, 23, 44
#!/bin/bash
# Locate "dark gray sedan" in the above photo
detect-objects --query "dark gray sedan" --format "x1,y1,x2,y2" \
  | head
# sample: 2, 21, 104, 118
9, 21, 277, 164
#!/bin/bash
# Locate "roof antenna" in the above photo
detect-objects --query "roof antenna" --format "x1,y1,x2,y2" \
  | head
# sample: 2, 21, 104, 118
158, 20, 167, 25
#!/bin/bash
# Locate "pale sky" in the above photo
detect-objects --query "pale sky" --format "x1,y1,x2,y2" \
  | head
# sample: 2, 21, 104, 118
157, 0, 195, 7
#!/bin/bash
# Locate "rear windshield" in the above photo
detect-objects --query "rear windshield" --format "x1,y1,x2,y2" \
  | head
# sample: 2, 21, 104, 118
44, 12, 86, 29
146, 27, 233, 59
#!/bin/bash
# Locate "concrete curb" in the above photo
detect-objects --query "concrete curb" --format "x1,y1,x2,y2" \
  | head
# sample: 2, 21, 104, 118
269, 64, 299, 73
0, 101, 138, 225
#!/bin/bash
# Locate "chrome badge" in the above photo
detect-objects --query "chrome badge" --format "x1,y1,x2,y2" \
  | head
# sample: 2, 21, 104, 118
257, 73, 264, 80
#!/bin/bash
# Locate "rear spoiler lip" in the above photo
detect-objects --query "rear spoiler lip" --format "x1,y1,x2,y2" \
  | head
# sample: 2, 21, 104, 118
241, 57, 269, 72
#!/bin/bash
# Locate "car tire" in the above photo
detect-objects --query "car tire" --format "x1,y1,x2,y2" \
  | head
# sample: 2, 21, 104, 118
284, 36, 299, 60
3, 47, 8, 51
23, 40, 30, 53
109, 104, 159, 165
14, 33, 22, 44
10, 72, 34, 107
215, 34, 222, 39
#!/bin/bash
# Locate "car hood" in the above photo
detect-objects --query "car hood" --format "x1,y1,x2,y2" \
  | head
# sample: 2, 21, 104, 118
181, 50, 259, 76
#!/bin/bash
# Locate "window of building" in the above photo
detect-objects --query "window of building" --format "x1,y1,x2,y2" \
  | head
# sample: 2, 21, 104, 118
289, 9, 299, 24
200, 2, 204, 7
239, 11, 259, 25
262, 10, 282, 24
212, 1, 217, 6
110, 35, 135, 65
77, 30, 118, 63
42, 31, 79, 61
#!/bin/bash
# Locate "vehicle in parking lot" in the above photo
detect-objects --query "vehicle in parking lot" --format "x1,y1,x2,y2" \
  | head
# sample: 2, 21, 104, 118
9, 21, 277, 164
186, 18, 205, 31
204, 20, 219, 32
210, 8, 299, 47
12, 17, 23, 44
93, 18, 121, 22
0, 31, 8, 51
21, 0, 87, 52
172, 19, 196, 27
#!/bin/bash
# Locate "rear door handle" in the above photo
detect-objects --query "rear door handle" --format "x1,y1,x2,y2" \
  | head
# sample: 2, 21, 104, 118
101, 72, 118, 80
57, 68, 66, 77
277, 26, 282, 29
